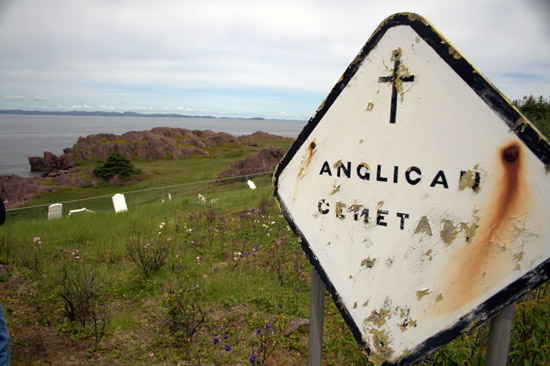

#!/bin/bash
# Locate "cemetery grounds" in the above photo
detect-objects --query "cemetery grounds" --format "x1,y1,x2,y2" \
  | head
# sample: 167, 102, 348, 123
0, 134, 548, 365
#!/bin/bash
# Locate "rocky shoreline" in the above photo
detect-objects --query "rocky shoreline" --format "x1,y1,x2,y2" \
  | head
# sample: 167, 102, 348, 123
1, 127, 291, 209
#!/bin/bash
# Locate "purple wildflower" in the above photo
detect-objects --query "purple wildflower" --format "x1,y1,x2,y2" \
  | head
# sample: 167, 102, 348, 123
224, 345, 231, 352
223, 333, 229, 339
249, 353, 257, 364
256, 328, 261, 335
267, 324, 273, 330
213, 337, 220, 345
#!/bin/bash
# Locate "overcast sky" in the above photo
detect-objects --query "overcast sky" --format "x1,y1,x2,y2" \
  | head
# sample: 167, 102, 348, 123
0, 0, 548, 120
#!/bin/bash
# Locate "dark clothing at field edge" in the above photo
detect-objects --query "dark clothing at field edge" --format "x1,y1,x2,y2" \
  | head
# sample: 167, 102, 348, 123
0, 301, 8, 366
0, 196, 9, 365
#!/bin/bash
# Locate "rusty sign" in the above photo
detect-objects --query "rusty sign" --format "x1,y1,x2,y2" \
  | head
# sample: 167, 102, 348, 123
273, 13, 550, 365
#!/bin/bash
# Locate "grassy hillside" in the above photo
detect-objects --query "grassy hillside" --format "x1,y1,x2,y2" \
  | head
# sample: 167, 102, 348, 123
1, 131, 549, 365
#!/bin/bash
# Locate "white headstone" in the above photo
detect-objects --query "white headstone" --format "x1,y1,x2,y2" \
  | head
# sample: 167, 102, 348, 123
68, 208, 94, 216
48, 203, 62, 220
112, 193, 128, 213
247, 180, 257, 190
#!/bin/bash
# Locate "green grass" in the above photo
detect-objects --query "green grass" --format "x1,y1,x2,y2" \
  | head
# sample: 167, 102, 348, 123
1, 134, 549, 365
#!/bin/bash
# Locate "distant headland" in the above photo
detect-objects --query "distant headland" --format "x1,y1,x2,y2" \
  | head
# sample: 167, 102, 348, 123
0, 109, 270, 121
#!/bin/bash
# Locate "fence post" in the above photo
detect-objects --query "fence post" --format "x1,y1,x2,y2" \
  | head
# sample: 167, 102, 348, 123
308, 267, 325, 366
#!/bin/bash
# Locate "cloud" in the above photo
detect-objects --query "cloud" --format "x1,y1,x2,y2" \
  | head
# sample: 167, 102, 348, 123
57, 103, 92, 110
0, 0, 548, 118
33, 96, 46, 101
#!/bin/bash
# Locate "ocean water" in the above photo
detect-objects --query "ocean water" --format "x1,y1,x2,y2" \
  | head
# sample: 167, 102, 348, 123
0, 114, 306, 177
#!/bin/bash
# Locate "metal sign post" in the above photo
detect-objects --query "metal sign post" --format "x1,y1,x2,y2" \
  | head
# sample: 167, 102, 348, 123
308, 267, 325, 366
274, 12, 550, 365
486, 303, 515, 366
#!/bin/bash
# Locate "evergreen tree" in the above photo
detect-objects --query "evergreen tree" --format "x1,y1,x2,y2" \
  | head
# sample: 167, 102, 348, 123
94, 152, 141, 181
514, 95, 550, 138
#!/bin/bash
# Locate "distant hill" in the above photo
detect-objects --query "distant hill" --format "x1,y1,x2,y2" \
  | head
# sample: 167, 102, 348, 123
0, 109, 266, 120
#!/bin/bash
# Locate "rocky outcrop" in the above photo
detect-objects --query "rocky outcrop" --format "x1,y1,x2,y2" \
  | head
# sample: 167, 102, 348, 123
0, 170, 97, 209
3, 128, 292, 209
28, 128, 290, 175
28, 149, 74, 172
0, 175, 56, 209
218, 147, 286, 179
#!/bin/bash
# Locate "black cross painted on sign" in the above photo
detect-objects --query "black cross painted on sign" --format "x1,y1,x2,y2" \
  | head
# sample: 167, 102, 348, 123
378, 49, 415, 123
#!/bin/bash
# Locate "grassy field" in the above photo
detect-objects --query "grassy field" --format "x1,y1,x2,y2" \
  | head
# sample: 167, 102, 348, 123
1, 136, 549, 365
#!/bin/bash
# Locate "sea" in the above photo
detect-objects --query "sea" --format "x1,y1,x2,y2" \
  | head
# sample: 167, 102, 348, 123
0, 114, 306, 178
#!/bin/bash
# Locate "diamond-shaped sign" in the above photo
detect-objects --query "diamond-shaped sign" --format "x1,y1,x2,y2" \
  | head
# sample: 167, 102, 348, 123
273, 13, 550, 365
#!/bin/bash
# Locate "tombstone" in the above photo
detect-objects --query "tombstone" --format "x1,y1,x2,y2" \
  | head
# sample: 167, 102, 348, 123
168, 193, 172, 201
48, 203, 63, 220
68, 208, 94, 216
112, 193, 128, 213
247, 180, 257, 190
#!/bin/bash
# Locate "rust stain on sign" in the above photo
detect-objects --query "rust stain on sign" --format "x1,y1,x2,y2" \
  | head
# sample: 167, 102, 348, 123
436, 141, 530, 314
294, 141, 317, 199
297, 141, 317, 178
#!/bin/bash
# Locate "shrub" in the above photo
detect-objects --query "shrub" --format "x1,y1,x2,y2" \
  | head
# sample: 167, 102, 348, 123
126, 234, 169, 276
59, 261, 111, 346
93, 152, 141, 181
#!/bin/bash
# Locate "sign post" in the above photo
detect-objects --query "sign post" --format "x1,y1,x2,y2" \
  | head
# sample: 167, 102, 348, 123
274, 13, 550, 365
308, 268, 325, 366
486, 304, 515, 366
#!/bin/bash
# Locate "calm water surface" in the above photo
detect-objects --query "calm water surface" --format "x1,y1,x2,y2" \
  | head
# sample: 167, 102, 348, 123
0, 114, 306, 177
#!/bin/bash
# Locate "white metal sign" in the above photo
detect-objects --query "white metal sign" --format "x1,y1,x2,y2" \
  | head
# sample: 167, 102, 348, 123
274, 13, 550, 365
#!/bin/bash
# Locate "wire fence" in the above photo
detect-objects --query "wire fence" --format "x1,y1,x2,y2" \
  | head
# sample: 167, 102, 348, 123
5, 171, 274, 222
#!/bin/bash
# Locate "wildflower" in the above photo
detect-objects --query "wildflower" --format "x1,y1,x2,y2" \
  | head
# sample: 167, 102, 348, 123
33, 236, 41, 244
159, 222, 165, 229
213, 337, 219, 345
249, 353, 257, 364
214, 268, 219, 272
256, 328, 261, 335
295, 287, 300, 292
224, 345, 231, 352
266, 324, 273, 331
167, 237, 173, 242
223, 333, 229, 339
